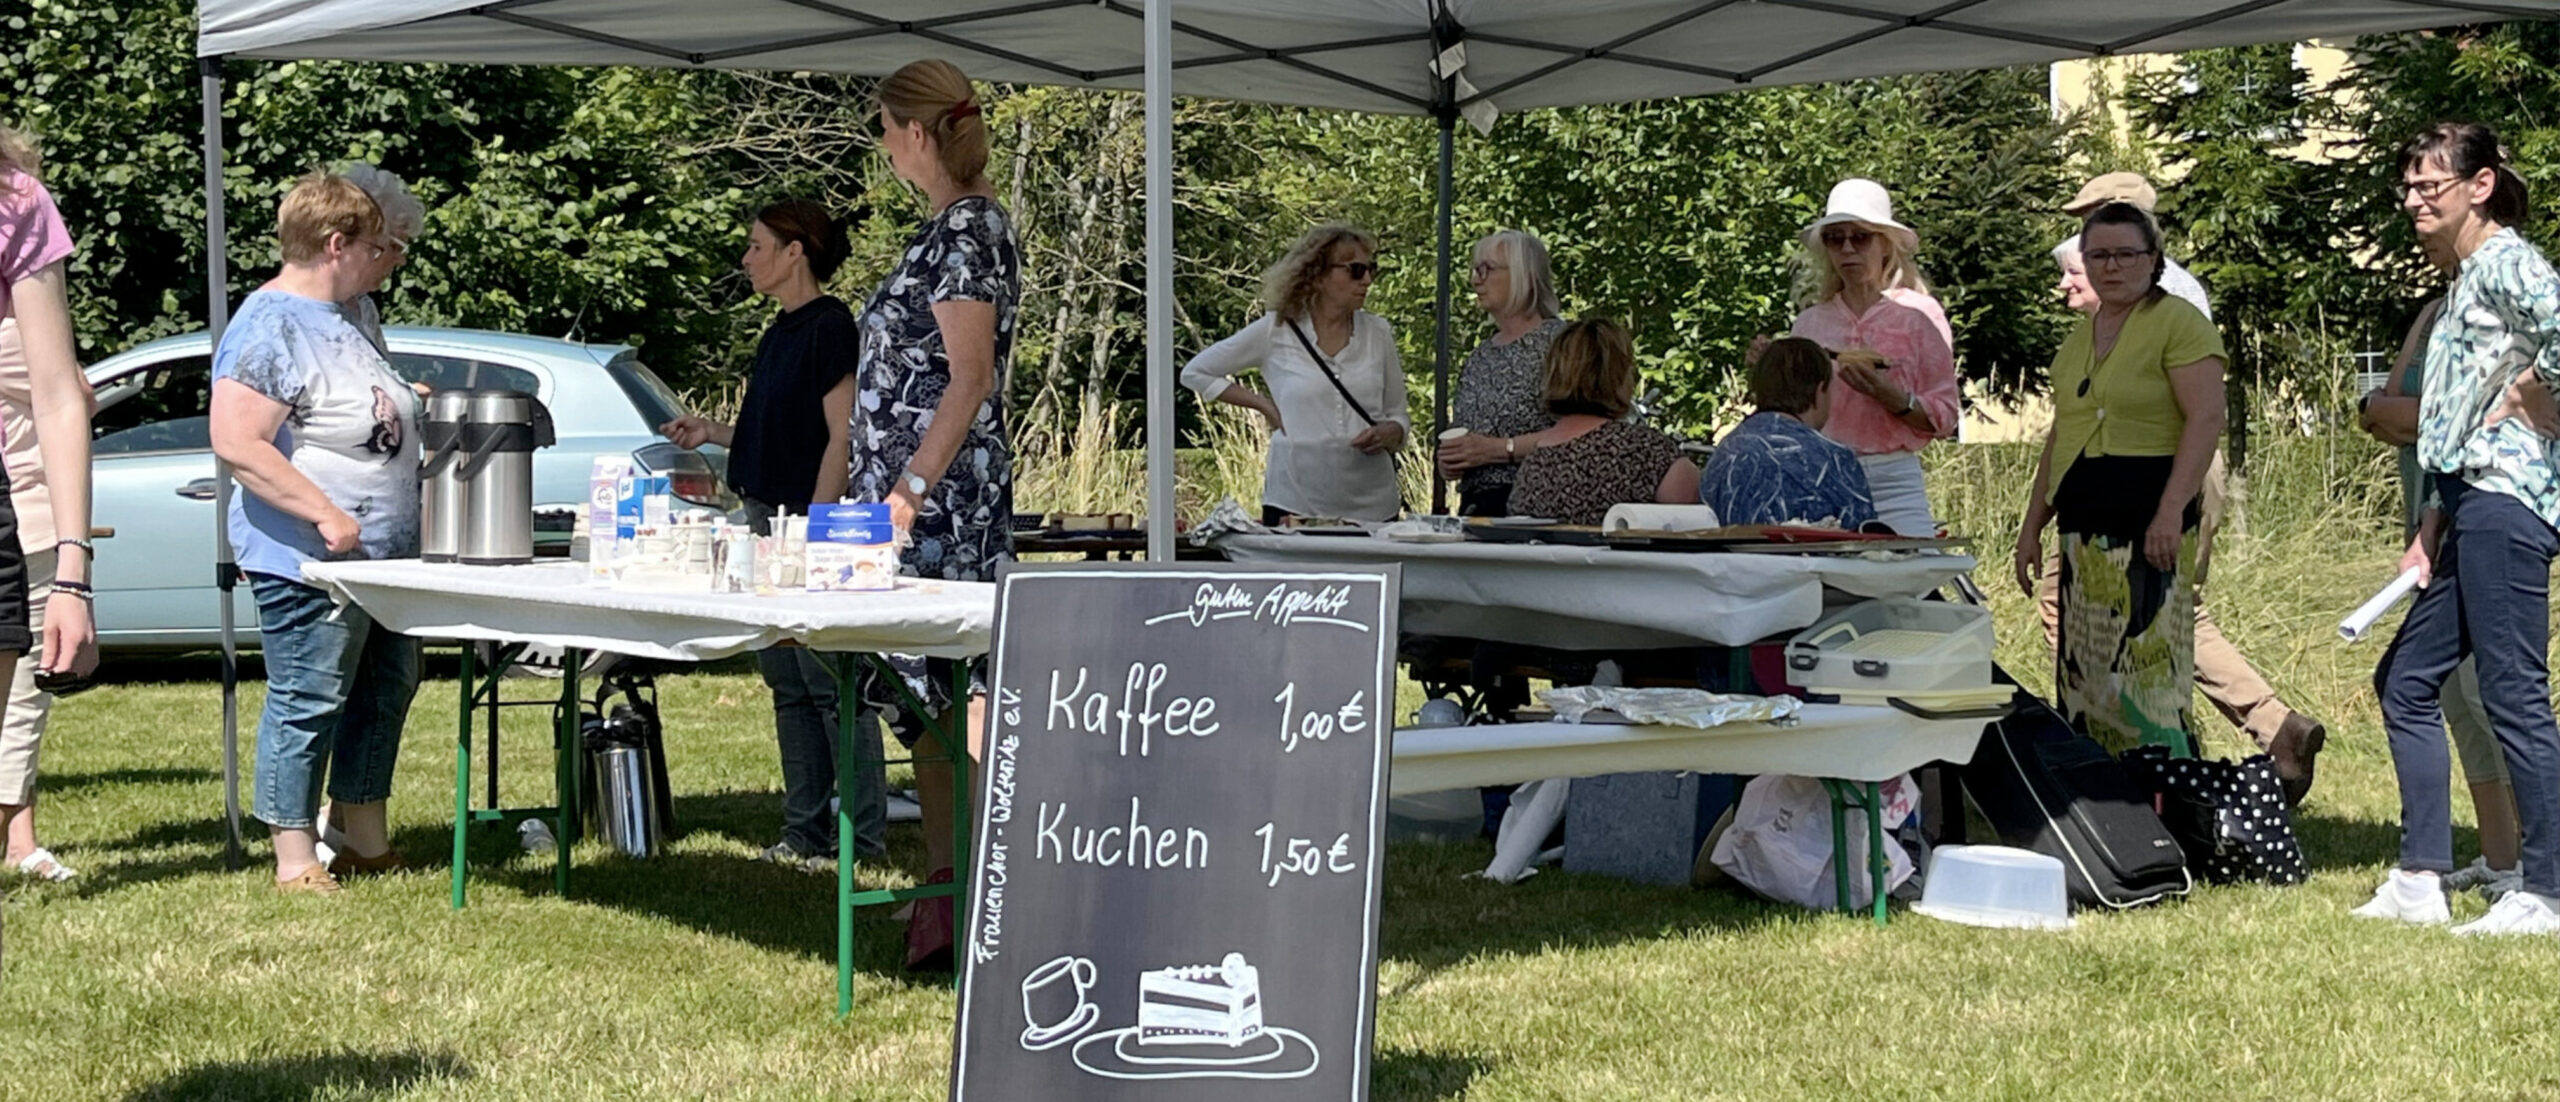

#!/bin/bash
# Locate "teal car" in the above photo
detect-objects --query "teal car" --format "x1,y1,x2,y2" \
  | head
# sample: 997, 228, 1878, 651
83, 326, 731, 651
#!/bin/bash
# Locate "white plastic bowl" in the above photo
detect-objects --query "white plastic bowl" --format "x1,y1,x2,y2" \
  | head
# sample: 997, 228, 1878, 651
1911, 845, 2075, 930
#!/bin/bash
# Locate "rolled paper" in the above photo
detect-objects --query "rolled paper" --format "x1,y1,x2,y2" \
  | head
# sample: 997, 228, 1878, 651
2339, 566, 2424, 642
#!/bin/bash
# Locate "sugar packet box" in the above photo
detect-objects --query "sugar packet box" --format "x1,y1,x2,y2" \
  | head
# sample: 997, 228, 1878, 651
804, 503, 898, 592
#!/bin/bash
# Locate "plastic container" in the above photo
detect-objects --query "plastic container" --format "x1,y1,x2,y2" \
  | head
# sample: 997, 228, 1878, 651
518, 818, 557, 854
1911, 844, 2074, 930
1783, 597, 1992, 697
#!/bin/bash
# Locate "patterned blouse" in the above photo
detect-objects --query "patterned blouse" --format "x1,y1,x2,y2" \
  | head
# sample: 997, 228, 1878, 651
1788, 289, 1959, 456
853, 195, 1021, 584
1448, 317, 1565, 496
2416, 228, 2560, 529
1507, 419, 1683, 526
1700, 411, 1879, 529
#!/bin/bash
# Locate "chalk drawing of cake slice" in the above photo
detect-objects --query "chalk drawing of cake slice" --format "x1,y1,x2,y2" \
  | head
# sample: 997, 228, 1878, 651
1069, 950, 1319, 1081
1137, 952, 1264, 1047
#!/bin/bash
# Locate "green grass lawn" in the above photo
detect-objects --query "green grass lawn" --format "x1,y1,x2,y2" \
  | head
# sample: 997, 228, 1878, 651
13, 438, 2560, 1099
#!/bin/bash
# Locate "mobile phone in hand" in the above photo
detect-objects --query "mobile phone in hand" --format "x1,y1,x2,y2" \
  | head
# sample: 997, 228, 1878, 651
33, 669, 93, 697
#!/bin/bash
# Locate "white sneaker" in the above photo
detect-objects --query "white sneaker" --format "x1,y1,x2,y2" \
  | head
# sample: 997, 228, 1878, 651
2452, 890, 2560, 937
2351, 869, 2451, 925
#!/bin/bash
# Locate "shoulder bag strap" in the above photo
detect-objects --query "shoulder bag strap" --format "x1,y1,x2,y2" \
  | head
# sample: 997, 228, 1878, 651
1285, 318, 1379, 427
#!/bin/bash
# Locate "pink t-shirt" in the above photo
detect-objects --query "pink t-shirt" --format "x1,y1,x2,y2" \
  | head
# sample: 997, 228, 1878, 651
1789, 288, 1959, 456
0, 168, 72, 326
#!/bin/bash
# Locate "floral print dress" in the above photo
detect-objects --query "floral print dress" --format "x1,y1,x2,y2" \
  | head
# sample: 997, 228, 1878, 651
853, 194, 1021, 725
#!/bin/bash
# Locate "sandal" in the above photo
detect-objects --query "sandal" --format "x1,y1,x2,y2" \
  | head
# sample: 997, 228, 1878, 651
904, 867, 956, 971
275, 865, 341, 895
326, 848, 409, 879
13, 847, 76, 882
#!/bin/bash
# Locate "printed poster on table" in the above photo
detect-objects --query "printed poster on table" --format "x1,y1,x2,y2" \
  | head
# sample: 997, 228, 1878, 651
950, 563, 1400, 1102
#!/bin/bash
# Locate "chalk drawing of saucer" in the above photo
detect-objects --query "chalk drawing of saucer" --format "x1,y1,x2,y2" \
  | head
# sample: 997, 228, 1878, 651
1020, 1002, 1100, 1052
1069, 1026, 1320, 1081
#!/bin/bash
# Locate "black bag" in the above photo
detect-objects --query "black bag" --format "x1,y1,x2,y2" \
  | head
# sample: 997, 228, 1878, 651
2120, 747, 2308, 886
1962, 689, 2192, 909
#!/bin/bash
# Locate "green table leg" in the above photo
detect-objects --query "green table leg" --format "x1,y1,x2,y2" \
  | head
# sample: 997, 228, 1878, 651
834, 652, 859, 1019
453, 642, 475, 910
1867, 780, 1888, 928
554, 647, 583, 899
1828, 780, 1851, 914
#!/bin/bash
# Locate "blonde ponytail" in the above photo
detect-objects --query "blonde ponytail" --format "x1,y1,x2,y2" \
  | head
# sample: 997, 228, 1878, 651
879, 58, 990, 185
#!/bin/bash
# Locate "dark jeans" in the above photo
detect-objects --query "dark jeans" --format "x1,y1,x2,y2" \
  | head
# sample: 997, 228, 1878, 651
2377, 477, 2560, 893
759, 646, 888, 858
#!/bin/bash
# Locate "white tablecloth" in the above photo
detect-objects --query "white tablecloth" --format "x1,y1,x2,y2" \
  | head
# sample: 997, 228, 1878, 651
301, 560, 994, 662
1388, 704, 1986, 795
1213, 534, 1976, 649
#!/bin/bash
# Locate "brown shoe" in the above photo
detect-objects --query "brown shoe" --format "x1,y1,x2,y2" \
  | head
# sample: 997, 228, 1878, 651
2268, 713, 2326, 808
327, 848, 409, 879
276, 865, 342, 895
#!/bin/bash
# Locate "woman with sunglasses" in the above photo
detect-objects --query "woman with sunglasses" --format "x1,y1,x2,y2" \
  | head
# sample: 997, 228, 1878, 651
2013, 201, 2224, 760
1783, 178, 1959, 537
1435, 229, 1566, 517
2363, 122, 2560, 936
1184, 223, 1408, 523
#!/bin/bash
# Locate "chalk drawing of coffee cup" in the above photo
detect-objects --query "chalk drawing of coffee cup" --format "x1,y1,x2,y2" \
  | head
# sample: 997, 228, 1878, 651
1019, 955, 1101, 1052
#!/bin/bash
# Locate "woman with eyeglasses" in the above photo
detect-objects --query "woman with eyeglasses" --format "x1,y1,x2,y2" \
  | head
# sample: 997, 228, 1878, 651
1183, 223, 1408, 524
2362, 122, 2560, 936
208, 170, 425, 894
1782, 178, 1959, 537
2013, 201, 2224, 760
1434, 229, 1565, 517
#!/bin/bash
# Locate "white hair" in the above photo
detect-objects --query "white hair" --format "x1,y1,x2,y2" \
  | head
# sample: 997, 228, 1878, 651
2051, 234, 2082, 268
1472, 229, 1563, 319
337, 161, 425, 241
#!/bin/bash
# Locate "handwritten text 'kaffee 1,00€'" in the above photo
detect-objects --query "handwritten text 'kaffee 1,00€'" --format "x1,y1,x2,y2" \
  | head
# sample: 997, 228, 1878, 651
1041, 662, 1373, 758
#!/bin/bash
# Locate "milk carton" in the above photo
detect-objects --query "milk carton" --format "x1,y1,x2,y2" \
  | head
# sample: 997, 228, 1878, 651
804, 503, 899, 592
587, 456, 632, 579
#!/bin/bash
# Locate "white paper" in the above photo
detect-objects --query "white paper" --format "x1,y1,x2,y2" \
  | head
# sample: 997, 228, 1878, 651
2340, 566, 2424, 642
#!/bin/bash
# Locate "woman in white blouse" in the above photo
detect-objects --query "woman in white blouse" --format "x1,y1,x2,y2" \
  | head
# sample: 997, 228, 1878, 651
1183, 223, 1409, 523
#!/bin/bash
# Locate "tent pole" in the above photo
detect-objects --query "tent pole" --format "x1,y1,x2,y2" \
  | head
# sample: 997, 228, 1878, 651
201, 56, 243, 871
1431, 112, 1454, 515
1143, 0, 1175, 561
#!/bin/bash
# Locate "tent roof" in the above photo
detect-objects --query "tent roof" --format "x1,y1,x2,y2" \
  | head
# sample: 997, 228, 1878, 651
200, 0, 2560, 116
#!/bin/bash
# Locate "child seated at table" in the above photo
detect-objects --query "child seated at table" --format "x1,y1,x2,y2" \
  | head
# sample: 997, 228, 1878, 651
1504, 317, 1700, 526
1701, 337, 1881, 530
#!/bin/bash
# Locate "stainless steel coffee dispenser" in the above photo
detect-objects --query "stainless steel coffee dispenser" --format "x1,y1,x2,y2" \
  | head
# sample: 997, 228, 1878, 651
418, 389, 474, 564
454, 389, 555, 565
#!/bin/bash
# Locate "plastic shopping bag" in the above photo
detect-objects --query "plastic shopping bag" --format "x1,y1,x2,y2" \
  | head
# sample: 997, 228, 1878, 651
1709, 773, 1916, 910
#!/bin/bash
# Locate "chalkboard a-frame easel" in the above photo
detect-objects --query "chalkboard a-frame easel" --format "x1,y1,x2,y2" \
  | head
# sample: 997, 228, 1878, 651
950, 562, 1400, 1102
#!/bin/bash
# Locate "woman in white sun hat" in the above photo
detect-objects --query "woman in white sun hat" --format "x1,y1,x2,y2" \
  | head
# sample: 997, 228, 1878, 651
1781, 178, 1959, 537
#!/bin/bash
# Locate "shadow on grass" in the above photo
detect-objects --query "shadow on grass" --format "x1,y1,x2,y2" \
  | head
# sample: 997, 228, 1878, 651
2295, 810, 2437, 872
36, 765, 216, 796
1372, 1048, 1496, 1102
434, 789, 944, 977
121, 1047, 471, 1101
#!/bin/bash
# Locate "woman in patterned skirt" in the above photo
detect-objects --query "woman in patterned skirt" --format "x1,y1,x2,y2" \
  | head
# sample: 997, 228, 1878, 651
860, 58, 1022, 967
2012, 201, 2224, 759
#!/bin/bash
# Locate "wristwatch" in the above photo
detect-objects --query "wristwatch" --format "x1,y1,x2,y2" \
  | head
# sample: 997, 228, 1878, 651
901, 471, 930, 498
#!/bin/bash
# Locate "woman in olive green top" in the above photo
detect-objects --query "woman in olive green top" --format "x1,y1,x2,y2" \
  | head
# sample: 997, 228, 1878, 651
2014, 202, 2227, 755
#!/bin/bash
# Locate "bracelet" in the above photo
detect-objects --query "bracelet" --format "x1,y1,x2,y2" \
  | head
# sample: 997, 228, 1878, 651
56, 538, 92, 557
53, 579, 93, 601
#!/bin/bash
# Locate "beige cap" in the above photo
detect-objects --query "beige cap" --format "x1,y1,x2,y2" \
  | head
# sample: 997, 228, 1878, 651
2064, 172, 2157, 216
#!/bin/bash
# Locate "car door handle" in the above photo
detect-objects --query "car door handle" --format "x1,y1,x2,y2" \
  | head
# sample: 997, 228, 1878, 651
176, 477, 218, 501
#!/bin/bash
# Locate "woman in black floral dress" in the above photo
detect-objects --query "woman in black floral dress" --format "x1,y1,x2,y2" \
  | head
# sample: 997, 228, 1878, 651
862, 57, 1021, 968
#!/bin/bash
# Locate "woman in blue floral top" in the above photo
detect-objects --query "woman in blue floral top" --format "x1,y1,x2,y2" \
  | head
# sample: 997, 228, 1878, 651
863, 58, 1021, 968
2367, 123, 2560, 936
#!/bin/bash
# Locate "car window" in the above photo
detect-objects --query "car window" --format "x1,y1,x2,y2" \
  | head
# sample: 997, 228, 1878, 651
606, 353, 687, 428
92, 355, 214, 456
386, 353, 542, 398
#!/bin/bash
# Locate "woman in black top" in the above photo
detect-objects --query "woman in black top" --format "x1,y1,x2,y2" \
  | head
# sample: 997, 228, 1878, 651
661, 198, 884, 867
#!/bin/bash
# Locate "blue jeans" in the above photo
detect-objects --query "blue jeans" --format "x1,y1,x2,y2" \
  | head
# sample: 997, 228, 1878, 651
251, 573, 422, 829
2378, 478, 2560, 894
759, 646, 888, 858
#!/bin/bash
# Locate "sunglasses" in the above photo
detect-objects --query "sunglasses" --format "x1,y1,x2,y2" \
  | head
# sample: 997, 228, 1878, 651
1819, 228, 1877, 250
1336, 260, 1385, 280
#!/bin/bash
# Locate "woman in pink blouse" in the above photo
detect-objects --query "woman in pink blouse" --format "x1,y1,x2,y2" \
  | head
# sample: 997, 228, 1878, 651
1785, 179, 1959, 537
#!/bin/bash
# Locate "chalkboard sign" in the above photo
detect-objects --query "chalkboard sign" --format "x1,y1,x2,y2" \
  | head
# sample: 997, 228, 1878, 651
951, 563, 1401, 1102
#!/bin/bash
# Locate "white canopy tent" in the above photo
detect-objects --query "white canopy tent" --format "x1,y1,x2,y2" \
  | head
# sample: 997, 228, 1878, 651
192, 0, 2558, 859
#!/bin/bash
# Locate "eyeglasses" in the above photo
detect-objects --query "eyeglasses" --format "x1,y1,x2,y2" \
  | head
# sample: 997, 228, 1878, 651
1469, 261, 1507, 279
2084, 248, 2153, 268
1336, 260, 1385, 281
2402, 175, 2466, 203
1819, 228, 1877, 250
